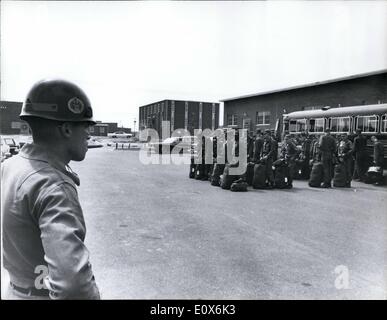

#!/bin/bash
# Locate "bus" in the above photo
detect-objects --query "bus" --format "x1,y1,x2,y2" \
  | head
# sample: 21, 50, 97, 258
282, 103, 387, 164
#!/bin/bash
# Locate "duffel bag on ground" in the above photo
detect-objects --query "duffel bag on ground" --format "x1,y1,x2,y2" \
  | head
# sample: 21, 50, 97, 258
195, 164, 205, 180
210, 163, 225, 186
189, 163, 196, 179
308, 162, 324, 188
333, 163, 347, 187
274, 162, 291, 189
252, 163, 266, 189
293, 159, 304, 180
364, 166, 384, 185
230, 179, 248, 192
246, 162, 255, 186
220, 165, 239, 190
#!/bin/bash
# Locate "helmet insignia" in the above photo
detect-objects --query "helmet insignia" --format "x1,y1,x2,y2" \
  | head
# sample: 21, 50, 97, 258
67, 97, 84, 114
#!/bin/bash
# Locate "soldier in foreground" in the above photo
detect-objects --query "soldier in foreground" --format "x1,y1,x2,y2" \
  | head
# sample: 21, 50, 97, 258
2, 79, 100, 299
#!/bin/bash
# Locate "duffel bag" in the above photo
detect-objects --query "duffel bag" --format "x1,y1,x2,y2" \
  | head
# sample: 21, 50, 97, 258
220, 165, 238, 190
365, 166, 383, 185
189, 163, 196, 179
195, 164, 205, 180
252, 163, 266, 189
308, 162, 324, 188
333, 163, 347, 187
210, 163, 225, 186
246, 162, 255, 186
274, 164, 291, 189
230, 180, 248, 192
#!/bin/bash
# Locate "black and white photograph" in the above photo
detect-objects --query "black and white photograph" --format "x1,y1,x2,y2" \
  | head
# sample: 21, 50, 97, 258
1, 0, 386, 306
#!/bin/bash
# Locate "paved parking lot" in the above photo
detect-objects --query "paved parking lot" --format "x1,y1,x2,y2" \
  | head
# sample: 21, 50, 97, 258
65, 146, 386, 299
1, 142, 386, 299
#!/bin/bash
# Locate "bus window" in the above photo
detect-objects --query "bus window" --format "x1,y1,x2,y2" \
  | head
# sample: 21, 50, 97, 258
309, 118, 325, 133
289, 120, 297, 132
297, 119, 307, 132
330, 117, 350, 133
356, 115, 378, 133
382, 115, 387, 133
288, 119, 306, 133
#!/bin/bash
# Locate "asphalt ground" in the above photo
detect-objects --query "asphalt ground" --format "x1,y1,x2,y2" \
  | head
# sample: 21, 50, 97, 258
1, 142, 386, 299
67, 146, 386, 300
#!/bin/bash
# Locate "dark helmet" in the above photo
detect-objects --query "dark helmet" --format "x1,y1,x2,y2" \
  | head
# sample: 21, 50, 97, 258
20, 79, 96, 124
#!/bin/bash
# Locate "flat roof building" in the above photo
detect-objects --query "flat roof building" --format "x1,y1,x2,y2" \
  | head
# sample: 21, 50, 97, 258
220, 69, 387, 132
139, 99, 220, 139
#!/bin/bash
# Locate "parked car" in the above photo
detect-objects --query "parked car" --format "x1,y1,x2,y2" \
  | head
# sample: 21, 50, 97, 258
107, 131, 133, 139
18, 135, 33, 148
1, 138, 12, 162
150, 136, 197, 154
87, 138, 103, 148
3, 138, 19, 155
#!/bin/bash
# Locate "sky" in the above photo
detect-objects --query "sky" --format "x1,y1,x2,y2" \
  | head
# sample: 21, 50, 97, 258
1, 0, 387, 129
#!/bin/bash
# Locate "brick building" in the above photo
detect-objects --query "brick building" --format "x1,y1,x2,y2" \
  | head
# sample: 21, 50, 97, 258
0, 101, 30, 134
139, 99, 220, 139
0, 101, 125, 136
220, 69, 387, 132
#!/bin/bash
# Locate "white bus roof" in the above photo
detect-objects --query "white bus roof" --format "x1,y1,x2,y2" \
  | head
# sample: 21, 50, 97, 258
284, 103, 387, 120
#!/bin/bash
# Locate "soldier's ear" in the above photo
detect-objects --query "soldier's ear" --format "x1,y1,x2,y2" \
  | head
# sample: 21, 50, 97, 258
58, 122, 73, 139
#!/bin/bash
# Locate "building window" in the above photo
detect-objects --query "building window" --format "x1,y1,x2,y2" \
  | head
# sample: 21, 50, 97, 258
242, 118, 251, 130
89, 127, 95, 133
227, 114, 238, 126
212, 103, 216, 130
330, 117, 350, 133
11, 121, 21, 129
100, 127, 105, 134
171, 101, 175, 131
199, 102, 203, 130
356, 115, 378, 133
256, 111, 270, 125
308, 118, 325, 133
184, 101, 189, 130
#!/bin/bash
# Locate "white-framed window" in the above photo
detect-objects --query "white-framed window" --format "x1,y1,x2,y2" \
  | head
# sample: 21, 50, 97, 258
211, 103, 216, 130
184, 102, 189, 130
256, 111, 270, 125
356, 115, 378, 133
11, 121, 21, 129
289, 119, 307, 132
242, 118, 251, 130
164, 101, 168, 120
171, 101, 175, 131
382, 114, 387, 133
308, 118, 325, 133
199, 102, 203, 130
330, 117, 351, 133
227, 114, 238, 126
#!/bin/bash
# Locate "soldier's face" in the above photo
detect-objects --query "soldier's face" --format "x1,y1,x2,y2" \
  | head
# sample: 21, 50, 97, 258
68, 122, 91, 161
